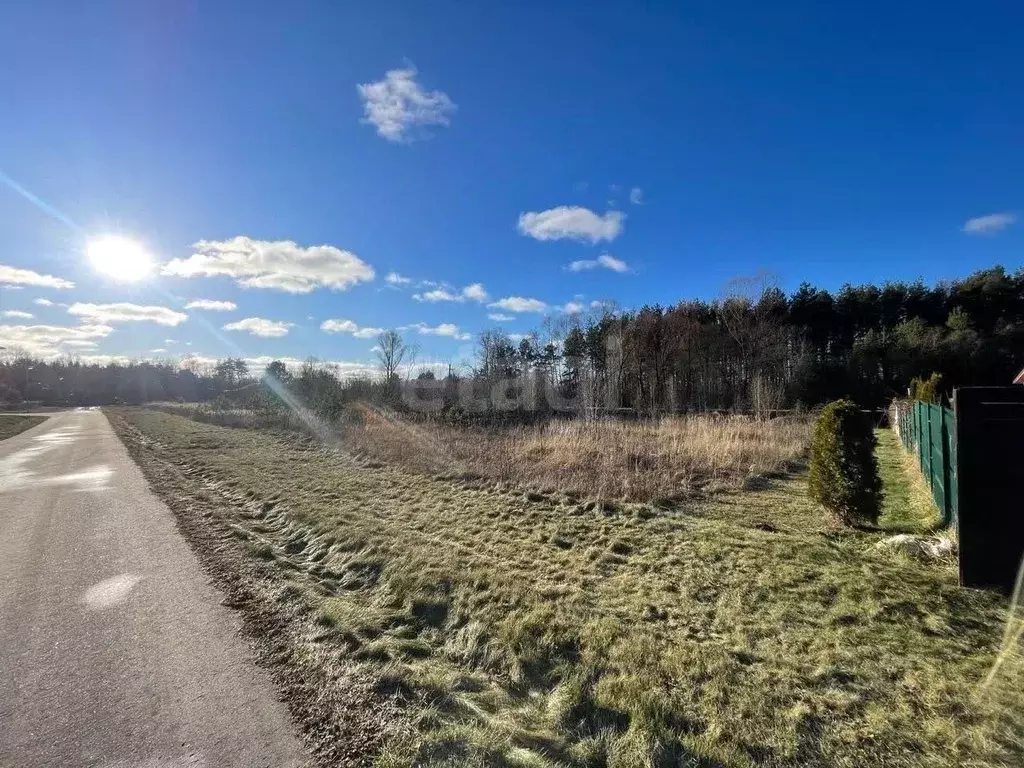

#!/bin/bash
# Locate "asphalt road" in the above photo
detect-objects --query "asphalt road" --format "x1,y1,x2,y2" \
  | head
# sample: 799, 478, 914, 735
0, 409, 307, 768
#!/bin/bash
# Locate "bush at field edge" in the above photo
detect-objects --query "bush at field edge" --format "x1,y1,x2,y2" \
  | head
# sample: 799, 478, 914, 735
808, 399, 882, 526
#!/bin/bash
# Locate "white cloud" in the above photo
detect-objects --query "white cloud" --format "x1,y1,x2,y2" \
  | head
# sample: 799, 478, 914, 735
33, 298, 55, 307
185, 299, 238, 311
385, 272, 412, 286
68, 303, 188, 327
567, 254, 629, 273
163, 237, 375, 294
488, 296, 548, 313
2, 310, 33, 319
0, 264, 75, 289
461, 283, 488, 302
150, 348, 167, 353
962, 212, 1016, 235
320, 318, 385, 339
165, 339, 179, 344
412, 322, 472, 341
177, 354, 219, 369
320, 319, 358, 334
517, 206, 624, 244
414, 287, 459, 302
243, 355, 380, 378
562, 302, 585, 314
358, 65, 456, 142
507, 333, 528, 343
413, 282, 489, 303
488, 313, 515, 322
0, 322, 113, 358
223, 317, 292, 338
629, 187, 644, 205
69, 354, 134, 365
351, 327, 382, 339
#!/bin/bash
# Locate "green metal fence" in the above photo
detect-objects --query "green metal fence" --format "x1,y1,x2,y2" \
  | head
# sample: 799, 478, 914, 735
892, 400, 958, 528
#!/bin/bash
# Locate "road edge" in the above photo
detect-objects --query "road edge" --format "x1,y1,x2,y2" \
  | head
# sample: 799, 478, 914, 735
104, 408, 402, 767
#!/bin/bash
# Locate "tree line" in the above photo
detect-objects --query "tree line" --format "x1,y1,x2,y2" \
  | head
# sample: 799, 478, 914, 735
2, 265, 1022, 413
470, 265, 1024, 414
0, 357, 243, 406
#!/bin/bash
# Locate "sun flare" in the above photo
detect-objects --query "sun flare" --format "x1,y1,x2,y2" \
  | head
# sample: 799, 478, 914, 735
86, 235, 153, 282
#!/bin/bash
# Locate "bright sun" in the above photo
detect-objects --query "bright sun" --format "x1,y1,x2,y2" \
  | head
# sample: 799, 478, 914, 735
86, 235, 154, 282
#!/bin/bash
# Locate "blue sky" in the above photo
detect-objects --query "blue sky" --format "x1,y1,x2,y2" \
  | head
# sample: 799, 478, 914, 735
1, 1, 1022, 373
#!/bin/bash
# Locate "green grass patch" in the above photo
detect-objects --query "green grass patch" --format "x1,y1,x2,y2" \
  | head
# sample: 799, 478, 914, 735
875, 428, 944, 533
0, 414, 46, 442
107, 407, 1022, 768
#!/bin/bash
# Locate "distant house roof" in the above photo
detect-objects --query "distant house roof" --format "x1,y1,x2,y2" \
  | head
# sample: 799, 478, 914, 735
1015, 368, 1024, 385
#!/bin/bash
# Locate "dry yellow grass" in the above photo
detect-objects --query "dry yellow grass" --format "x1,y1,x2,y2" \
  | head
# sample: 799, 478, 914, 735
151, 402, 809, 502
0, 414, 47, 442
344, 408, 810, 502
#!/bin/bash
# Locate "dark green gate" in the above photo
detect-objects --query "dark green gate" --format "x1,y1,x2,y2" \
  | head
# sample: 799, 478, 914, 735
954, 387, 1024, 590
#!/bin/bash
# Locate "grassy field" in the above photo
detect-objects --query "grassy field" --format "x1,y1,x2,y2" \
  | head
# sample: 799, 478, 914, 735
0, 414, 47, 442
149, 402, 810, 503
107, 407, 1022, 768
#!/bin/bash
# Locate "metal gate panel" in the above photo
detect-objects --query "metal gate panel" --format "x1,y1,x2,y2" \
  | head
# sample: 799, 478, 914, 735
954, 387, 1024, 590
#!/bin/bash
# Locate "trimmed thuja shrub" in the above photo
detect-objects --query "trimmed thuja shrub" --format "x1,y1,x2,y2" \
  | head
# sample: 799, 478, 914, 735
808, 399, 882, 526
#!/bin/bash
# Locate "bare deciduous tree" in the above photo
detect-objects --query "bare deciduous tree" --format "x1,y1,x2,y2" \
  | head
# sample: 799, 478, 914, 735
376, 329, 408, 391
